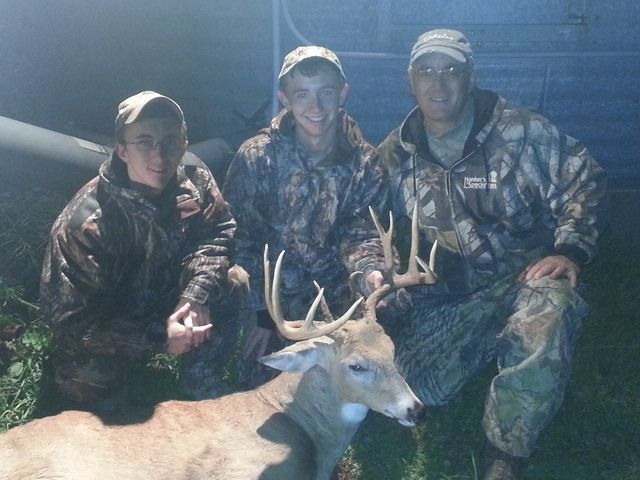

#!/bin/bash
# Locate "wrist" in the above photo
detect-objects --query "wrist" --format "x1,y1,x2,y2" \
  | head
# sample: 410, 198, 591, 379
554, 244, 588, 267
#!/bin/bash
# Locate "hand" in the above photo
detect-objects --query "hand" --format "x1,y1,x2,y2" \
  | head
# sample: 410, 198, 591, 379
525, 255, 580, 288
174, 298, 211, 326
367, 270, 390, 308
366, 270, 385, 291
166, 302, 213, 355
174, 298, 212, 347
242, 326, 274, 360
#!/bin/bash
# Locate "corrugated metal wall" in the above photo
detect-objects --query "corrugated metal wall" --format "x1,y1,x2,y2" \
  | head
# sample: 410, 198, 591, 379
1, 0, 638, 180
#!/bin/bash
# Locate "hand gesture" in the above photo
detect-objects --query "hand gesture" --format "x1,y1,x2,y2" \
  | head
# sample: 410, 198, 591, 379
166, 302, 213, 355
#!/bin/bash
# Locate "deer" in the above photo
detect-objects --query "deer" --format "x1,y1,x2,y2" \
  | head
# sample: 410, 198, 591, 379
0, 206, 437, 480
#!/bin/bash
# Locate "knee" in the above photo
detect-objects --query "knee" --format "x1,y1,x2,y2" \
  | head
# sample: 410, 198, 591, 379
521, 276, 588, 319
53, 354, 125, 403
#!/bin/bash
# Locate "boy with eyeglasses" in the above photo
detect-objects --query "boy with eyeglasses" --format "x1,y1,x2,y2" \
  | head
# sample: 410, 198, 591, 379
377, 30, 607, 479
40, 91, 240, 410
221, 46, 388, 385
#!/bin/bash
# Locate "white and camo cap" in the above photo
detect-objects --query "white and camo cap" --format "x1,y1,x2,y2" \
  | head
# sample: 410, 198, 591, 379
410, 29, 474, 65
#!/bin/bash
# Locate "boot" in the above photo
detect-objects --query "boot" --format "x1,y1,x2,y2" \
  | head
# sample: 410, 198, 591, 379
482, 441, 524, 480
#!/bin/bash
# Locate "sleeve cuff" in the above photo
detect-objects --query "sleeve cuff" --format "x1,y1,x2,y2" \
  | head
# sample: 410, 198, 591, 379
181, 281, 213, 305
554, 244, 589, 266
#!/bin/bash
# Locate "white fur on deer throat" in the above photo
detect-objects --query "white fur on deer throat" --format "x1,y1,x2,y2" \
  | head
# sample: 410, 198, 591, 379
341, 402, 369, 423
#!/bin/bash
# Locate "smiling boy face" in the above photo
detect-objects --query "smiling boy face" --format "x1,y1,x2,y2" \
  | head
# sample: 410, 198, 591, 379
277, 61, 349, 149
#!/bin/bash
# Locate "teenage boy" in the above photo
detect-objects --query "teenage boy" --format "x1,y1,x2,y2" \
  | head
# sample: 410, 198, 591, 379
41, 91, 238, 408
222, 46, 388, 379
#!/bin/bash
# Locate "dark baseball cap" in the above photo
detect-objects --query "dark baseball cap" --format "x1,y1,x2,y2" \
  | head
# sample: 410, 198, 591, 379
115, 91, 184, 133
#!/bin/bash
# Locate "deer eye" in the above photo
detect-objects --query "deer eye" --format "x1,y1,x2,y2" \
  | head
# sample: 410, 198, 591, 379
349, 364, 367, 373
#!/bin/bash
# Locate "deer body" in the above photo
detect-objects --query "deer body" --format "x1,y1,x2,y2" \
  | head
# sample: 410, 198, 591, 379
1, 391, 309, 480
0, 320, 423, 480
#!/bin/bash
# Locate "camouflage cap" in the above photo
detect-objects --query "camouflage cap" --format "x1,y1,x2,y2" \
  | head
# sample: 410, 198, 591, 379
115, 90, 184, 133
410, 29, 474, 65
278, 45, 346, 81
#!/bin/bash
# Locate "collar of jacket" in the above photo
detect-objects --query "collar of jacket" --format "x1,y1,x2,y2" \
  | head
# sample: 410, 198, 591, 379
99, 152, 201, 209
263, 108, 365, 165
398, 88, 502, 161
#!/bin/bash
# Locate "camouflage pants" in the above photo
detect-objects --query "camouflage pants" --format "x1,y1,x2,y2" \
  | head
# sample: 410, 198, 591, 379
383, 274, 587, 457
53, 294, 245, 406
180, 298, 248, 399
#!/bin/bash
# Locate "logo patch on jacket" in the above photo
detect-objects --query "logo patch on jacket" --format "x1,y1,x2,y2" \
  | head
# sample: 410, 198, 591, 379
463, 171, 498, 190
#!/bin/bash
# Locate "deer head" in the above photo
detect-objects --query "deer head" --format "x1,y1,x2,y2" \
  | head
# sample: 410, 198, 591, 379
258, 204, 436, 427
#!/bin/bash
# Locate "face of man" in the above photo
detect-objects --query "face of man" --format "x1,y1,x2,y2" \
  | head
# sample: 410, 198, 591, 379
409, 52, 473, 134
277, 65, 349, 149
116, 117, 186, 197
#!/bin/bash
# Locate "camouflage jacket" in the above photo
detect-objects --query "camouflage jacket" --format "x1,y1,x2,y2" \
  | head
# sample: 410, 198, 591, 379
222, 109, 387, 314
378, 88, 608, 295
40, 152, 236, 358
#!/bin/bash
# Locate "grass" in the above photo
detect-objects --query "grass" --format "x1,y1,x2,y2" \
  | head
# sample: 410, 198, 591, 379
0, 186, 638, 479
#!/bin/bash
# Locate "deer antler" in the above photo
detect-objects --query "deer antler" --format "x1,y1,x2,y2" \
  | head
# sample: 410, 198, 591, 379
263, 245, 363, 341
365, 204, 438, 311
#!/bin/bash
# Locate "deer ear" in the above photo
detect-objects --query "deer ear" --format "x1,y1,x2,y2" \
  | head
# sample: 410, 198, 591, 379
260, 337, 334, 373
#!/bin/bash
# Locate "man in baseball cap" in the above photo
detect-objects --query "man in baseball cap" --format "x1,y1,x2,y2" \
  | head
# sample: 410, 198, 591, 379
376, 28, 607, 480
222, 46, 388, 386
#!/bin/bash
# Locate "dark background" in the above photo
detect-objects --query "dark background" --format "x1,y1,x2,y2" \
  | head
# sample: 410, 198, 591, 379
1, 0, 639, 181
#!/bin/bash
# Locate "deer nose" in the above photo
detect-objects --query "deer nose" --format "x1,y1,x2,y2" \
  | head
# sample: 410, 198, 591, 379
407, 401, 427, 425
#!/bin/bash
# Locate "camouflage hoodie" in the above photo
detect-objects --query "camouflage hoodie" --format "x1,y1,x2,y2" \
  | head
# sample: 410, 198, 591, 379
378, 88, 607, 295
222, 109, 387, 314
40, 152, 235, 358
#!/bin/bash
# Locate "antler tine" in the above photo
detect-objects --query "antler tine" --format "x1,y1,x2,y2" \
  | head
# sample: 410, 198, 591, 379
313, 280, 334, 323
369, 206, 395, 276
406, 202, 420, 274
270, 249, 286, 330
263, 244, 363, 341
428, 238, 438, 274
415, 239, 438, 281
263, 245, 275, 321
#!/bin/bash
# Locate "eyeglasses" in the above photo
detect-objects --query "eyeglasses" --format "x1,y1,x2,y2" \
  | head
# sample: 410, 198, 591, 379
124, 137, 185, 156
413, 65, 468, 83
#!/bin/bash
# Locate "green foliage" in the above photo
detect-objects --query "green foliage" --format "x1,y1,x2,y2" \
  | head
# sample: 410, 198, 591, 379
0, 284, 51, 431
0, 189, 67, 298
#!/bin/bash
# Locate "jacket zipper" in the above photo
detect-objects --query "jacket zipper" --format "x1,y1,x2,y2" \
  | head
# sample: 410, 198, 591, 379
442, 145, 481, 268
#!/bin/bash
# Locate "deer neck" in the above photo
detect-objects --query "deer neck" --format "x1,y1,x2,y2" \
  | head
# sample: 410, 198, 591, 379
257, 367, 367, 478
